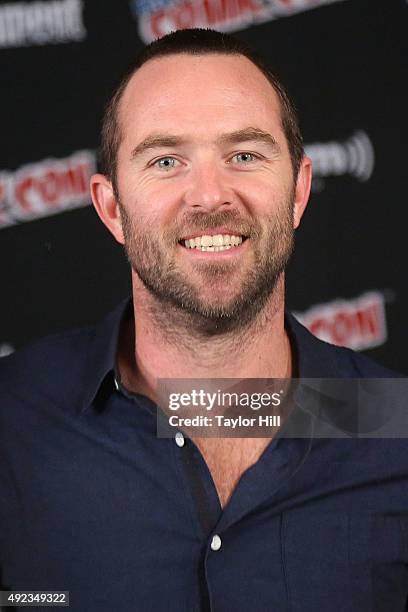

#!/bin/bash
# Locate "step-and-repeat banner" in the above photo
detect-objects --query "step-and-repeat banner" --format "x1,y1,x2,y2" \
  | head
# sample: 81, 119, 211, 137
1, 0, 407, 372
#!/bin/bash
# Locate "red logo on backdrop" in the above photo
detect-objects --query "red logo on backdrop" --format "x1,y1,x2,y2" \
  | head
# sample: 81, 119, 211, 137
0, 150, 96, 228
294, 292, 387, 351
131, 0, 347, 44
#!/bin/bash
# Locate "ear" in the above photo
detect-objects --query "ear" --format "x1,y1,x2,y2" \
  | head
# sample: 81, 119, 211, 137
293, 156, 312, 229
90, 174, 125, 244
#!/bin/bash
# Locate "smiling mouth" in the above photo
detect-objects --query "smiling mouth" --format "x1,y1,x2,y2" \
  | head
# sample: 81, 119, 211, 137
178, 233, 247, 252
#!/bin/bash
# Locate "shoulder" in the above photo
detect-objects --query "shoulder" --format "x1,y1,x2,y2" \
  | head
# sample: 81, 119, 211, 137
286, 312, 402, 378
0, 325, 95, 403
319, 332, 401, 377
0, 298, 127, 418
334, 344, 402, 377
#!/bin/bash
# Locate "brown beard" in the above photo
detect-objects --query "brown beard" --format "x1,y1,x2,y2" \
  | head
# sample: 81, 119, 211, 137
119, 194, 295, 336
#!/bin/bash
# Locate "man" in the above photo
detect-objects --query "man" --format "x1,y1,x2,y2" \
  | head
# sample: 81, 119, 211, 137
1, 28, 407, 612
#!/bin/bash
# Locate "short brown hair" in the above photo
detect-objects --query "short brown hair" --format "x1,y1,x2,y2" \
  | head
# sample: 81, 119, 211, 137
100, 28, 304, 195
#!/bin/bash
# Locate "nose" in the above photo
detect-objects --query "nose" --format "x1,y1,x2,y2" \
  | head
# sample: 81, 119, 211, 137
183, 161, 234, 212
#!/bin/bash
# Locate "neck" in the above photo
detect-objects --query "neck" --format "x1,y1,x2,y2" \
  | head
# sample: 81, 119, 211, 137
117, 273, 292, 402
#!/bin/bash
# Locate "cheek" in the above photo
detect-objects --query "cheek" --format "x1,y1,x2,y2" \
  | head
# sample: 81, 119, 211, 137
236, 174, 290, 213
118, 172, 181, 220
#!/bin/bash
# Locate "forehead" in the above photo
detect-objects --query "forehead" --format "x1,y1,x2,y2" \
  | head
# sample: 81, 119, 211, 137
118, 53, 284, 144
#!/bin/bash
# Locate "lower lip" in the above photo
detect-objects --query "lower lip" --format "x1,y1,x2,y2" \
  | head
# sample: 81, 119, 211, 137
177, 240, 248, 258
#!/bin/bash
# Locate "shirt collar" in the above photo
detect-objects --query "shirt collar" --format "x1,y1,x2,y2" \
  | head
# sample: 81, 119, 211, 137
78, 298, 343, 414
285, 311, 342, 378
79, 297, 131, 414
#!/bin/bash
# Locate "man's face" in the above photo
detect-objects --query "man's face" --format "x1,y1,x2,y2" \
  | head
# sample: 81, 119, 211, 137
115, 53, 299, 334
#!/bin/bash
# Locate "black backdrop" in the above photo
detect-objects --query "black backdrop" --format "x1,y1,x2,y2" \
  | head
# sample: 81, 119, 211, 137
1, 0, 407, 372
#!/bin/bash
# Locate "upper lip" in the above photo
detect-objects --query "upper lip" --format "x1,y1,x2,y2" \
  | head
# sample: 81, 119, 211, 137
179, 228, 248, 240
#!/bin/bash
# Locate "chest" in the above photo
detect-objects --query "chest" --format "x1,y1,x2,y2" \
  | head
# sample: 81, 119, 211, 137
192, 437, 272, 508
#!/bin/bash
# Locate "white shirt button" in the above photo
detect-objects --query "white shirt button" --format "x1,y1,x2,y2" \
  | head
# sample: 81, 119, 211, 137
210, 534, 222, 551
175, 431, 185, 448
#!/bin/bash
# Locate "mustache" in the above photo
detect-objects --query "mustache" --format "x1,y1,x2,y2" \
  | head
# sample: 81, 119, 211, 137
167, 210, 260, 241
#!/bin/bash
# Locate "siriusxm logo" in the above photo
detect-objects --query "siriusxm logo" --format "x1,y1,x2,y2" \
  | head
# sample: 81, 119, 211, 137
305, 130, 375, 191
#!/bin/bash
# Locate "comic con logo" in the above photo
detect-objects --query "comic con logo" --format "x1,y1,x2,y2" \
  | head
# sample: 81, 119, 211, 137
0, 150, 96, 228
294, 292, 387, 351
305, 130, 375, 192
130, 0, 346, 43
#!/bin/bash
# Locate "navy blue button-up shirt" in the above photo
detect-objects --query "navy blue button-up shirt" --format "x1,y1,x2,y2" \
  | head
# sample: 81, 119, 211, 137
1, 299, 407, 611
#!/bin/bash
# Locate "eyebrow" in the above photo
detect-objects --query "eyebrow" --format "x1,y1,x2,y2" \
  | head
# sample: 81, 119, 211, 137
130, 127, 281, 160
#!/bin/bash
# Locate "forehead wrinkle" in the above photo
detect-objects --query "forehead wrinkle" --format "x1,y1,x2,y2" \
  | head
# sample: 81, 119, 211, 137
130, 127, 281, 161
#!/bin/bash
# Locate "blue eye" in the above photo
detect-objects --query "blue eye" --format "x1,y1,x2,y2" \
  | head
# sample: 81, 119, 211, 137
155, 157, 178, 170
232, 153, 257, 164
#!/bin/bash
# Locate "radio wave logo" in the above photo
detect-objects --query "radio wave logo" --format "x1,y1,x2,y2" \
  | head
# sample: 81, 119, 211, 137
294, 291, 387, 351
130, 0, 347, 44
0, 150, 96, 229
305, 130, 375, 189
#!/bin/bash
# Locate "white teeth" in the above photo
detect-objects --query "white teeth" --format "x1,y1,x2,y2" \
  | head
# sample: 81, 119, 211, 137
212, 234, 223, 246
181, 234, 245, 249
201, 235, 212, 247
